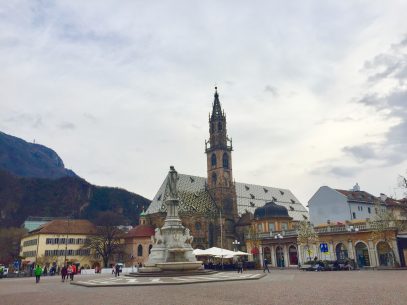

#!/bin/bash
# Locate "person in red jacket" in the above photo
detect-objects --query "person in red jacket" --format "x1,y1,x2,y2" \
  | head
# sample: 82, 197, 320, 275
70, 264, 76, 281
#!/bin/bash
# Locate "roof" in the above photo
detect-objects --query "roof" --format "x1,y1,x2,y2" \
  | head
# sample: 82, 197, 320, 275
254, 201, 290, 219
30, 219, 97, 235
145, 173, 309, 221
335, 189, 377, 204
385, 197, 407, 207
125, 224, 155, 238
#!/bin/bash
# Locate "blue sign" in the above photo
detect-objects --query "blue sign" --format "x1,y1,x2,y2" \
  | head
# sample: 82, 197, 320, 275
320, 243, 329, 253
13, 260, 20, 269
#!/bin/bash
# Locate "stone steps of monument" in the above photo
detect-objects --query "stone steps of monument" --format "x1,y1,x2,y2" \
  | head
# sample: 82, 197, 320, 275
126, 270, 219, 277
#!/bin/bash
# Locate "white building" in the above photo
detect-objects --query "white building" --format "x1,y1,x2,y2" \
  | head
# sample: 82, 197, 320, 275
308, 183, 385, 225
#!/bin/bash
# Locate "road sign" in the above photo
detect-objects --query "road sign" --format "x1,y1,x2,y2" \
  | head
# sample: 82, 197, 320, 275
320, 243, 328, 253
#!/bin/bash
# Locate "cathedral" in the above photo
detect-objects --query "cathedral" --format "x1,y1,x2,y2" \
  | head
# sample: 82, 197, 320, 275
144, 88, 308, 251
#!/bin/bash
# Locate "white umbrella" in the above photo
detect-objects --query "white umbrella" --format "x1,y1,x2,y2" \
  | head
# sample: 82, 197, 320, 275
193, 249, 207, 256
233, 250, 250, 256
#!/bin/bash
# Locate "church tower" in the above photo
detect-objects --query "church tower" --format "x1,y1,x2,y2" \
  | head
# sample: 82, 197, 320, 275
205, 87, 238, 248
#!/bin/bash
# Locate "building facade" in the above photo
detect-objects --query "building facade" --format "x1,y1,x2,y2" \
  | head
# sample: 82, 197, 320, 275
297, 221, 401, 268
308, 184, 385, 225
20, 219, 97, 268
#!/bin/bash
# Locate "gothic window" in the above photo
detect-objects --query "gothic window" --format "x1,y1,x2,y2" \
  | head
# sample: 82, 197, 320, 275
149, 244, 152, 254
212, 173, 217, 186
222, 153, 229, 169
211, 123, 214, 133
218, 122, 222, 131
137, 244, 143, 257
211, 153, 217, 166
195, 222, 201, 231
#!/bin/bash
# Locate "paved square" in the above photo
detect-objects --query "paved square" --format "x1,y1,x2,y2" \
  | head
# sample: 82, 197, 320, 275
0, 269, 406, 305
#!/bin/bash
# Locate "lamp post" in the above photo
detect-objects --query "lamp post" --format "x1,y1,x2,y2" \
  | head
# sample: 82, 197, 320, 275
275, 233, 283, 268
347, 225, 359, 265
232, 239, 240, 252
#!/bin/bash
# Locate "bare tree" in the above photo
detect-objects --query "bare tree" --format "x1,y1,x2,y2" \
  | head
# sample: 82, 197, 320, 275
296, 220, 318, 262
83, 212, 125, 268
0, 227, 27, 265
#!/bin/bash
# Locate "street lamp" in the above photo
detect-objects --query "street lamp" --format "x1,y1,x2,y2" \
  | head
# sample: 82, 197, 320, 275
274, 234, 283, 268
232, 239, 240, 252
347, 225, 359, 266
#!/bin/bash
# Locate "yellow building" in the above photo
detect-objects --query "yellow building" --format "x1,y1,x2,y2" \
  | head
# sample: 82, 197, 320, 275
20, 219, 98, 268
298, 220, 401, 268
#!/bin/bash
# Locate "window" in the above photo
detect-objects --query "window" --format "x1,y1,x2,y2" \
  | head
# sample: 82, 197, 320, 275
211, 154, 217, 166
212, 173, 217, 186
211, 123, 214, 132
218, 122, 222, 131
137, 244, 143, 257
368, 207, 371, 214
352, 212, 356, 219
250, 194, 255, 199
257, 223, 263, 232
281, 223, 288, 230
268, 223, 275, 232
222, 153, 229, 169
149, 244, 152, 254
279, 190, 285, 196
24, 239, 38, 246
195, 222, 201, 231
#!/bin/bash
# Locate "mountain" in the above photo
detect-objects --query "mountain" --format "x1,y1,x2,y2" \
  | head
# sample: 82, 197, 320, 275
0, 131, 76, 179
0, 169, 151, 227
0, 131, 151, 227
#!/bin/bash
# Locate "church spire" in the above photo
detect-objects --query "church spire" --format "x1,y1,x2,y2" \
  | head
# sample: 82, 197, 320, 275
211, 87, 223, 119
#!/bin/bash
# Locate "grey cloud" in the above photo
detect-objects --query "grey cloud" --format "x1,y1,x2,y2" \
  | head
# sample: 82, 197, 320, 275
310, 165, 358, 177
264, 85, 279, 97
58, 122, 75, 130
83, 113, 98, 123
343, 144, 377, 161
351, 35, 407, 166
363, 36, 407, 84
5, 113, 43, 129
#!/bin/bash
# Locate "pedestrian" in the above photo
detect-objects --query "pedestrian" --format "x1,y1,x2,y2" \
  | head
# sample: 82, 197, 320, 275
115, 264, 121, 277
34, 265, 42, 284
67, 264, 73, 281
43, 266, 48, 276
237, 260, 243, 273
263, 258, 270, 273
61, 265, 68, 282
70, 264, 76, 281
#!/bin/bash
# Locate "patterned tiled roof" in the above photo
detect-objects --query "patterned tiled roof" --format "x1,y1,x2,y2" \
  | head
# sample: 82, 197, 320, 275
145, 174, 218, 217
235, 181, 308, 221
146, 173, 309, 221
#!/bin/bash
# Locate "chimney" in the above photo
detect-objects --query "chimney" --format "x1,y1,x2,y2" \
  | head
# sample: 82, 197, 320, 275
380, 193, 387, 202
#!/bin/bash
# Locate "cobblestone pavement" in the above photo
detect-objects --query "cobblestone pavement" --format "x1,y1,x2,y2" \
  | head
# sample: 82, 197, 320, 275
72, 272, 265, 287
1, 269, 407, 305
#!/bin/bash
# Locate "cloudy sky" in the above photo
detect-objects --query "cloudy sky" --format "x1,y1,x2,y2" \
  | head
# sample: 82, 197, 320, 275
1, 1, 407, 204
